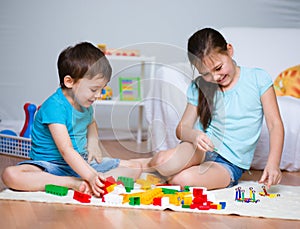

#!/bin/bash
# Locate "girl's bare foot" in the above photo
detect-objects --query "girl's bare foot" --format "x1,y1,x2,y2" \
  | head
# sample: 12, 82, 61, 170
105, 160, 143, 180
128, 158, 156, 173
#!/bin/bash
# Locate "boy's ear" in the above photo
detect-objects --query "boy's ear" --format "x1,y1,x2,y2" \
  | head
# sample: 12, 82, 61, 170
64, 75, 74, 88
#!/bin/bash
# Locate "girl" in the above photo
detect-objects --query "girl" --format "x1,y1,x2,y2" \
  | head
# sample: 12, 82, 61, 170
148, 28, 284, 190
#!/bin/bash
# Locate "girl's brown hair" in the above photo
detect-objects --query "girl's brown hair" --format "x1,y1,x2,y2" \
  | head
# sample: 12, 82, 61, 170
187, 28, 228, 130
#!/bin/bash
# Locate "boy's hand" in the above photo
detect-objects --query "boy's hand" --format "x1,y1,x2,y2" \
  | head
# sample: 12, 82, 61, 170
87, 141, 103, 163
88, 173, 106, 197
258, 163, 282, 189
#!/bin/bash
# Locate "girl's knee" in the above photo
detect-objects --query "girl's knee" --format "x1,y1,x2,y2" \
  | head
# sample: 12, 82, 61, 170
168, 171, 190, 187
149, 151, 170, 168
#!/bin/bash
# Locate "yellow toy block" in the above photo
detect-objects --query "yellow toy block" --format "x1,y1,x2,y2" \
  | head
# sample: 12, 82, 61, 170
146, 174, 161, 185
140, 188, 163, 205
164, 194, 181, 206
136, 179, 152, 190
106, 184, 117, 193
210, 204, 222, 210
121, 192, 144, 203
183, 196, 193, 205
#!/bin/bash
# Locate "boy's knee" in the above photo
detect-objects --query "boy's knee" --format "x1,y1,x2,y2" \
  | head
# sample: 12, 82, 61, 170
1, 166, 17, 186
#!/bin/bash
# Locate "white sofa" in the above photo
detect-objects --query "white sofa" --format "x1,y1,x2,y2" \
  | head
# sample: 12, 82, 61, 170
145, 27, 300, 172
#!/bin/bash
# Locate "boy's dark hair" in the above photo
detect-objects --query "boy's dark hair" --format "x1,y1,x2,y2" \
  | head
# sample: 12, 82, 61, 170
187, 28, 227, 130
57, 42, 112, 88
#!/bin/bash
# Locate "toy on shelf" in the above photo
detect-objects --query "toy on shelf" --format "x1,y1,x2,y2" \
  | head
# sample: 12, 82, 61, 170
97, 43, 107, 53
105, 48, 140, 57
99, 85, 113, 100
96, 43, 140, 57
119, 77, 141, 101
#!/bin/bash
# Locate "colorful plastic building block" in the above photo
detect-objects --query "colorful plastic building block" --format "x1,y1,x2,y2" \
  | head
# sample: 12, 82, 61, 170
182, 196, 193, 206
103, 193, 124, 205
162, 188, 178, 194
129, 196, 140, 206
73, 190, 91, 203
153, 196, 170, 207
101, 176, 117, 196
45, 184, 68, 196
117, 176, 134, 192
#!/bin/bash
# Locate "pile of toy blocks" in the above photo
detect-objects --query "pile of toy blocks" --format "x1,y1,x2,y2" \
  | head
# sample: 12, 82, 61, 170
44, 174, 226, 210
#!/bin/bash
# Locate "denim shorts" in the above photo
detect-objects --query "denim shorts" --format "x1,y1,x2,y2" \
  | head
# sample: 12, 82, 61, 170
18, 157, 120, 178
204, 151, 245, 187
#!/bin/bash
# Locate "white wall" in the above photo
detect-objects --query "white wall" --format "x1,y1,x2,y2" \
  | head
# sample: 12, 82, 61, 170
0, 0, 299, 134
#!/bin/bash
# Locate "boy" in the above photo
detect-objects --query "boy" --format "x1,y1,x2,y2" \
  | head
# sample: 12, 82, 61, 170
2, 42, 142, 197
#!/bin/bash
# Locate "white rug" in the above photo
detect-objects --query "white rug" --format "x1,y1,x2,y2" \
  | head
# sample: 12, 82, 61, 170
0, 181, 299, 220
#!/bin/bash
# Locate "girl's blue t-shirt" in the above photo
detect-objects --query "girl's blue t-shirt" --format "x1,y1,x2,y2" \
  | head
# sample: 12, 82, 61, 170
29, 88, 94, 161
187, 67, 273, 169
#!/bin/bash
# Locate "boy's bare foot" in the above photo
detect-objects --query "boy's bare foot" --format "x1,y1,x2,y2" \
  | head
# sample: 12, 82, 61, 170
72, 179, 92, 195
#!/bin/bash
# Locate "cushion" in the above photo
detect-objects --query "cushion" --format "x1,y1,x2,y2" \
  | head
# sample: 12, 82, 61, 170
274, 65, 300, 98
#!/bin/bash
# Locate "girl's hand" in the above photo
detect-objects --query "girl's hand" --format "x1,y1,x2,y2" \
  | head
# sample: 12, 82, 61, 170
192, 130, 214, 152
88, 173, 106, 197
259, 163, 282, 189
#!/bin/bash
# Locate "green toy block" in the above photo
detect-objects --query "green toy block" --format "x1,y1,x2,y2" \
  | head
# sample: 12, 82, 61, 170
129, 196, 140, 206
45, 184, 68, 196
117, 176, 134, 192
183, 186, 190, 192
162, 188, 177, 194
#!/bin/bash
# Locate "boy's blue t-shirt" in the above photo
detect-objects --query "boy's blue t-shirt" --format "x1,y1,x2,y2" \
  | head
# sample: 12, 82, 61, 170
29, 88, 94, 161
187, 67, 273, 169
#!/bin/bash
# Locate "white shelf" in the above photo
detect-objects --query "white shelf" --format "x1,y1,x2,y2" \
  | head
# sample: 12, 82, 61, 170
94, 99, 144, 106
95, 55, 155, 144
107, 55, 155, 62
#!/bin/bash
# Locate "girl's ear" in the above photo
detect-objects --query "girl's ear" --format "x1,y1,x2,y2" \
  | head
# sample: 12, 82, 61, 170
227, 43, 234, 57
64, 75, 74, 88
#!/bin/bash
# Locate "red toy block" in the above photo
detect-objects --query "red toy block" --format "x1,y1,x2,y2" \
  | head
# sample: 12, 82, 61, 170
101, 176, 117, 196
193, 195, 208, 204
210, 204, 218, 209
153, 197, 162, 206
73, 190, 91, 203
198, 205, 210, 210
193, 188, 204, 197
190, 203, 210, 210
190, 203, 199, 209
105, 176, 116, 186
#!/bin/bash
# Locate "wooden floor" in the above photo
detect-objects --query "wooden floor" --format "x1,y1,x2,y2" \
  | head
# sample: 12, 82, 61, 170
1, 140, 300, 229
